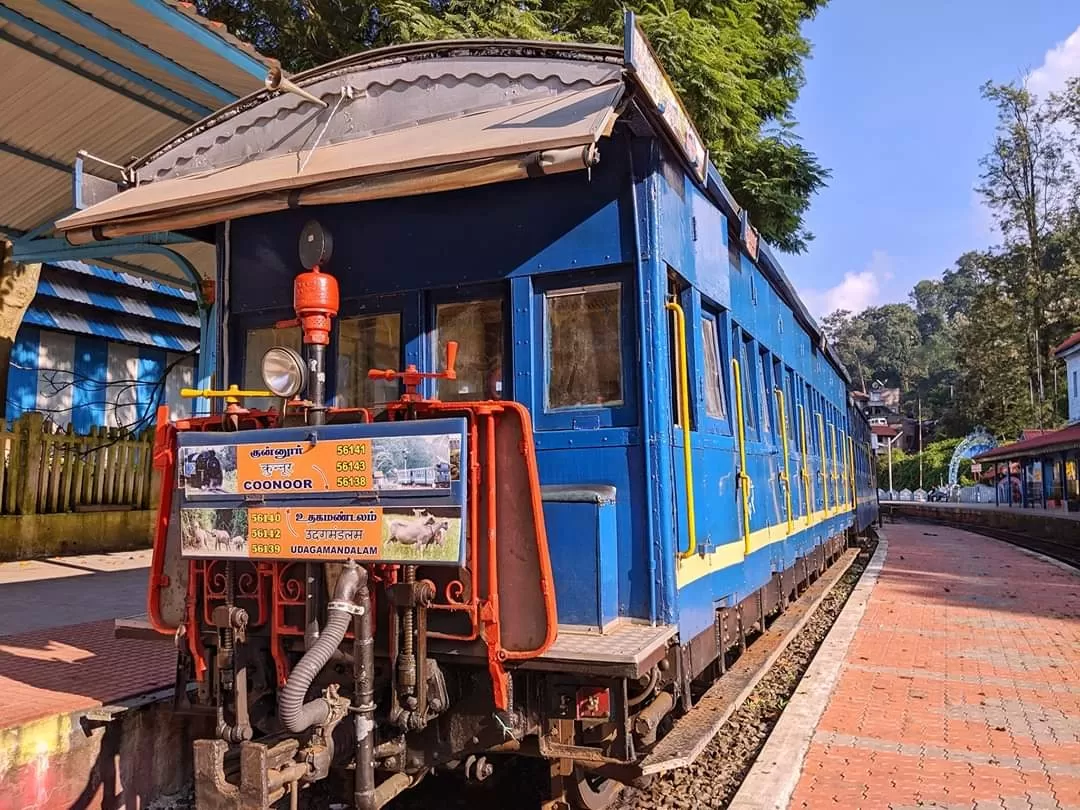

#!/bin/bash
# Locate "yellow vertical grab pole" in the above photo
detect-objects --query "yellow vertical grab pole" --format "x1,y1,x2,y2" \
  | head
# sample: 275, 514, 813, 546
839, 431, 848, 507
829, 423, 840, 511
774, 387, 795, 534
848, 435, 857, 507
665, 301, 696, 560
731, 358, 751, 555
797, 404, 812, 525
816, 412, 829, 514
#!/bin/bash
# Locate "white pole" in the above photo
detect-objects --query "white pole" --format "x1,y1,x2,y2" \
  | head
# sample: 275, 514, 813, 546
885, 430, 902, 496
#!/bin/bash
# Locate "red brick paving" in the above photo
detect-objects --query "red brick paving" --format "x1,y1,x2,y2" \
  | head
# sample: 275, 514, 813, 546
0, 619, 174, 729
789, 523, 1080, 810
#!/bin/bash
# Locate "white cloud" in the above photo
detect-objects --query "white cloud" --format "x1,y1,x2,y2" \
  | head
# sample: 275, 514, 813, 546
804, 250, 892, 318
1027, 25, 1080, 97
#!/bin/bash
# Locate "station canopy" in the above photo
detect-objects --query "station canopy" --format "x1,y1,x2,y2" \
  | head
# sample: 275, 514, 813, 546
0, 0, 273, 286
57, 41, 630, 243
51, 20, 853, 385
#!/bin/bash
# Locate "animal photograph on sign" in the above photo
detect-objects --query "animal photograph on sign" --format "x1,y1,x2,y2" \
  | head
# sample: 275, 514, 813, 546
381, 506, 462, 563
180, 507, 248, 556
180, 445, 238, 495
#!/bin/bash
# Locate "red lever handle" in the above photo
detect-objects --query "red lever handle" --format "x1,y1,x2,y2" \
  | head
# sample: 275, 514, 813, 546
444, 341, 458, 380
366, 341, 459, 382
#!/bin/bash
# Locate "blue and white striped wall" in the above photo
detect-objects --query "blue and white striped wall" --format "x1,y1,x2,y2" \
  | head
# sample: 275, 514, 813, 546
5, 261, 200, 432
6, 326, 197, 432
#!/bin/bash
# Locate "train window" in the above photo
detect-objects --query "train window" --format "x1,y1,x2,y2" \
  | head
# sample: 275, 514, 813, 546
701, 315, 727, 419
435, 298, 504, 401
336, 313, 401, 411
785, 367, 796, 441
546, 283, 623, 410
243, 323, 302, 409
758, 351, 772, 436
738, 331, 757, 433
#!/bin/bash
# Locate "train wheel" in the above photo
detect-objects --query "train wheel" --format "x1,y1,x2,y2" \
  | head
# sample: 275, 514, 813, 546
567, 767, 621, 810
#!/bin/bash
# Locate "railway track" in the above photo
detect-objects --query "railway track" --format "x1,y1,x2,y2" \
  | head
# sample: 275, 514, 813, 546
387, 540, 878, 810
888, 514, 1080, 569
159, 543, 878, 810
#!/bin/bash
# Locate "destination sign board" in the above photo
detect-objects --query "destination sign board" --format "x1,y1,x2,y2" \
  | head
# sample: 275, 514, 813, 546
623, 11, 708, 182
179, 432, 461, 497
175, 419, 468, 565
179, 504, 464, 565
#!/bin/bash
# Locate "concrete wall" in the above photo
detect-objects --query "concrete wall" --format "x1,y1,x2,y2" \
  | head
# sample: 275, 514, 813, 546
884, 501, 1079, 545
0, 700, 211, 810
0, 509, 153, 561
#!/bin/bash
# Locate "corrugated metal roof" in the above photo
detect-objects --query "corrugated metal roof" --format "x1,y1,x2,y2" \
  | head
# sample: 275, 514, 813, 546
37, 273, 200, 328
59, 82, 623, 236
53, 259, 198, 301
0, 0, 270, 285
24, 303, 198, 352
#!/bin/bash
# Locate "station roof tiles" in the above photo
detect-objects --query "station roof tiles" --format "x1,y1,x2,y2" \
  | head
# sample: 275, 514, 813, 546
974, 423, 1080, 462
1053, 329, 1080, 357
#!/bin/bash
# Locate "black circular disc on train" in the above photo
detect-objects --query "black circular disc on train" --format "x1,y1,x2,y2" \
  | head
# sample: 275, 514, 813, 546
298, 220, 333, 269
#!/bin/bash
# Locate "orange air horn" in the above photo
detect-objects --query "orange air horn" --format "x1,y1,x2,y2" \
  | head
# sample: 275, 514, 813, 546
293, 266, 339, 345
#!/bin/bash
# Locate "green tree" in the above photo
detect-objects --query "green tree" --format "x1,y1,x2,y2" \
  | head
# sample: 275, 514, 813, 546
194, 0, 830, 253
821, 309, 872, 392
976, 81, 1076, 425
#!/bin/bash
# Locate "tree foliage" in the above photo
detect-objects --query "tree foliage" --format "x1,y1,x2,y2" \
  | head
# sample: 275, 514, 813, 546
824, 78, 1080, 444
876, 438, 975, 492
194, 0, 829, 252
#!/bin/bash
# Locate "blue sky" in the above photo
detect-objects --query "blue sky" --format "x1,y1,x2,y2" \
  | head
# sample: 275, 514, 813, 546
781, 0, 1080, 318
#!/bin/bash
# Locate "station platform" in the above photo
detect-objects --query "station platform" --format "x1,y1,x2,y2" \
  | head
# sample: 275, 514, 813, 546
0, 551, 195, 810
732, 522, 1080, 810
883, 498, 1080, 521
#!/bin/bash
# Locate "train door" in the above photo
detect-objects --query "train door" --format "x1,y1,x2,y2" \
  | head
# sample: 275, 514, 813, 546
666, 273, 699, 558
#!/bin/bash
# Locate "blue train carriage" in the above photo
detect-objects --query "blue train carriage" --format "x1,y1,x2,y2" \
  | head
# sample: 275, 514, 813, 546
59, 13, 877, 810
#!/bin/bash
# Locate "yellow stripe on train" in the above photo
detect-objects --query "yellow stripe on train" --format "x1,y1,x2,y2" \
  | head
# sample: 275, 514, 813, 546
675, 499, 872, 589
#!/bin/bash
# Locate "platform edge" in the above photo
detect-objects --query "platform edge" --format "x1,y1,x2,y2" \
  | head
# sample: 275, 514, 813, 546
727, 534, 889, 810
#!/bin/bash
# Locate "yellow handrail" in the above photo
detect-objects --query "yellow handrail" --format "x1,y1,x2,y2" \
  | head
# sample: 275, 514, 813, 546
181, 384, 273, 404
732, 357, 751, 555
848, 434, 857, 506
838, 430, 847, 507
830, 423, 840, 510
816, 412, 829, 514
665, 301, 697, 560
797, 403, 812, 525
774, 387, 794, 534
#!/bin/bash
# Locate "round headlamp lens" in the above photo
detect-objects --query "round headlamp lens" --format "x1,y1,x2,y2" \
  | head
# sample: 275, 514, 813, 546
261, 347, 306, 399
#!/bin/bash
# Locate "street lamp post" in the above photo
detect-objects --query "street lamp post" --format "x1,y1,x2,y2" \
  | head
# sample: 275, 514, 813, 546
885, 430, 903, 496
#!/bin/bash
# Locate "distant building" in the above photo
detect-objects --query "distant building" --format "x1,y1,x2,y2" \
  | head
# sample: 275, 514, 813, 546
864, 381, 900, 423
870, 423, 900, 456
1055, 330, 1080, 424
6, 261, 199, 432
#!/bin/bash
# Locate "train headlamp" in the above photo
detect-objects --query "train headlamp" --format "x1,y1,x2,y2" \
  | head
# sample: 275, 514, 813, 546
261, 346, 307, 399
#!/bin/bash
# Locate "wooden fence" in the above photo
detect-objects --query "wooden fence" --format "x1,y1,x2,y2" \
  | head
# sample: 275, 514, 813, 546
0, 412, 155, 515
